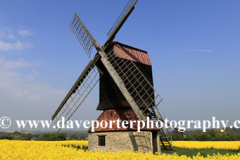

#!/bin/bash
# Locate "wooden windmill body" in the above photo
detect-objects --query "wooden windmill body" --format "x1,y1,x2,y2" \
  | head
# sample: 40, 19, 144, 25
97, 42, 154, 110
52, 0, 184, 154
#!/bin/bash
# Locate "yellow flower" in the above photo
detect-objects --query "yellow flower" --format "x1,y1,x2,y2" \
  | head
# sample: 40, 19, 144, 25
0, 140, 240, 160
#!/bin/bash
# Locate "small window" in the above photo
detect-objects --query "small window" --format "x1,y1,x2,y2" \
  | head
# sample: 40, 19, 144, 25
98, 135, 105, 146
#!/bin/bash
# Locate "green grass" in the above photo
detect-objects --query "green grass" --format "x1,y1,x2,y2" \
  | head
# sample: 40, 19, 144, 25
65, 145, 239, 157
161, 147, 239, 158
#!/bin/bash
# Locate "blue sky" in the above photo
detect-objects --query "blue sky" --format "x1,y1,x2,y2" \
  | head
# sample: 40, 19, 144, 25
0, 0, 240, 131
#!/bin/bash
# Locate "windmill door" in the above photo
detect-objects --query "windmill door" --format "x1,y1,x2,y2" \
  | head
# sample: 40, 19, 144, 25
152, 131, 158, 153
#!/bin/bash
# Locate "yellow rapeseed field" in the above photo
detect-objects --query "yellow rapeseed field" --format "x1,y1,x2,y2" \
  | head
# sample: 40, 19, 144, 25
1, 140, 240, 159
173, 141, 240, 151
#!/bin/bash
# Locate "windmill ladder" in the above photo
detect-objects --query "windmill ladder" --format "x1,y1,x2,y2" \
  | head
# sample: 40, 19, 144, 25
150, 108, 173, 150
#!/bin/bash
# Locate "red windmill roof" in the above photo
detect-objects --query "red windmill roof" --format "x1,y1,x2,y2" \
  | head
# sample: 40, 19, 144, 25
112, 42, 152, 66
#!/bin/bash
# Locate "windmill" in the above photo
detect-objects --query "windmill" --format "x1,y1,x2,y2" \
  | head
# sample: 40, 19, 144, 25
52, 0, 181, 153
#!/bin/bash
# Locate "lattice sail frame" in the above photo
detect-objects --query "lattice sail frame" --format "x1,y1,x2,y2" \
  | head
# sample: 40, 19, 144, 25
107, 0, 138, 38
69, 14, 94, 58
106, 44, 164, 119
52, 60, 102, 132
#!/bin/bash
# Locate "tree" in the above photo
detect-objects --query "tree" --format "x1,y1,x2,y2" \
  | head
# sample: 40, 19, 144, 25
13, 135, 21, 140
79, 136, 86, 140
236, 133, 240, 140
69, 135, 78, 140
0, 134, 13, 140
40, 132, 57, 141
48, 132, 57, 141
194, 131, 212, 141
57, 133, 66, 141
